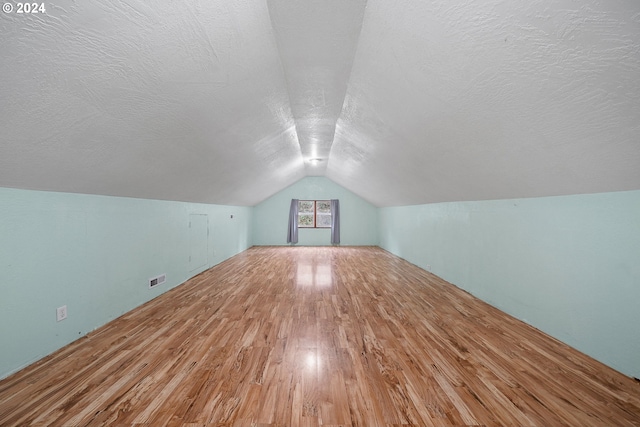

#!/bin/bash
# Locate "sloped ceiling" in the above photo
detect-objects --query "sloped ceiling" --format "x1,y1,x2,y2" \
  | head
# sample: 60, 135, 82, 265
1, 0, 639, 207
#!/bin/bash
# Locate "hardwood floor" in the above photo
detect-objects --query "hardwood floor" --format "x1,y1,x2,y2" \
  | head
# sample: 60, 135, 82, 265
1, 246, 639, 426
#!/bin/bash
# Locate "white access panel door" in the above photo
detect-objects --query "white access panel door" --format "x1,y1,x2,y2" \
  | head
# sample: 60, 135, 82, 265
189, 214, 208, 272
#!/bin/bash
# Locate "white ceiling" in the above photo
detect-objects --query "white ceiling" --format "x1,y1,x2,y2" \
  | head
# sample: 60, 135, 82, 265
1, 0, 639, 207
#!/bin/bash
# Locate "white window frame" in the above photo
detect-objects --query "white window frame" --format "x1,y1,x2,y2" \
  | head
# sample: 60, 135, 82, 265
298, 200, 331, 228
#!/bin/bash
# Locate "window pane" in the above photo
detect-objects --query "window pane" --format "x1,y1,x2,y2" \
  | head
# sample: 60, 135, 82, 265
317, 201, 331, 213
298, 214, 314, 227
317, 213, 332, 228
298, 200, 314, 213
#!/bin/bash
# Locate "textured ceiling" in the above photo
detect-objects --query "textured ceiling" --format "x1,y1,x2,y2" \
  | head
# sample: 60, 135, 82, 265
1, 0, 639, 207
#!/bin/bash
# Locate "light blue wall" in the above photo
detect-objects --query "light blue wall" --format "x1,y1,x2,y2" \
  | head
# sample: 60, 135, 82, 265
252, 177, 379, 246
379, 190, 640, 378
5, 183, 638, 380
0, 187, 252, 379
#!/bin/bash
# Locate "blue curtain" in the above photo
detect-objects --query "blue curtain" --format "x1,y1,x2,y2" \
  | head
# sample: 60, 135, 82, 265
287, 199, 299, 244
330, 199, 340, 244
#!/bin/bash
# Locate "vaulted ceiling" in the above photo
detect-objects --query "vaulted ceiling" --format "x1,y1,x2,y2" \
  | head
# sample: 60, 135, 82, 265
1, 0, 639, 207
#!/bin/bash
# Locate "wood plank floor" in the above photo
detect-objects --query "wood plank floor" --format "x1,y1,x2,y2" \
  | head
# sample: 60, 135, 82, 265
1, 246, 639, 426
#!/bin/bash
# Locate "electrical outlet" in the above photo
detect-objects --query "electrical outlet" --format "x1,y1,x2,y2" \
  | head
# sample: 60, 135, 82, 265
426, 264, 431, 271
56, 305, 67, 322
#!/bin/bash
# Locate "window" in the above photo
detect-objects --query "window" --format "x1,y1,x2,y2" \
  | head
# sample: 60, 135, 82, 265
298, 200, 331, 228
